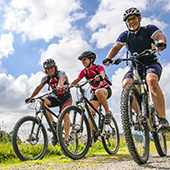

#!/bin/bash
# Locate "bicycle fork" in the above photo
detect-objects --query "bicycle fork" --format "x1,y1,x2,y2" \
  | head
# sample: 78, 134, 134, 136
141, 90, 155, 132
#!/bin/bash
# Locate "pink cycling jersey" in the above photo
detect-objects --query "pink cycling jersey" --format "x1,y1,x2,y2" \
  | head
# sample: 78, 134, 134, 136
78, 64, 110, 93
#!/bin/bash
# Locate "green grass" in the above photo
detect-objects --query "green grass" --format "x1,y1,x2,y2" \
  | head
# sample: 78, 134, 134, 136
0, 137, 128, 164
1, 136, 170, 169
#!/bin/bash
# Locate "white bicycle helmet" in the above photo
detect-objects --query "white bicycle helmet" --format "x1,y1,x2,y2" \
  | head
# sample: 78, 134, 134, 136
123, 7, 141, 21
43, 58, 56, 69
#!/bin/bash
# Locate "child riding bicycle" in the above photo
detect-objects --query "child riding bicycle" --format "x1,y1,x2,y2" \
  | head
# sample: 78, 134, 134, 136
71, 51, 112, 141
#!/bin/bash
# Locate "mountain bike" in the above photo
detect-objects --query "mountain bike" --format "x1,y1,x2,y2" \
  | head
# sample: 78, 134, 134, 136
57, 79, 120, 160
12, 91, 65, 161
111, 48, 167, 165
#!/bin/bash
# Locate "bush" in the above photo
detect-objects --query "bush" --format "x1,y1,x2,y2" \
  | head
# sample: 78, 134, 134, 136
0, 142, 17, 163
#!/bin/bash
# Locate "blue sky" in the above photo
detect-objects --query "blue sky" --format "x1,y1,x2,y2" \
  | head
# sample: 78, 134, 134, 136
1, 0, 170, 132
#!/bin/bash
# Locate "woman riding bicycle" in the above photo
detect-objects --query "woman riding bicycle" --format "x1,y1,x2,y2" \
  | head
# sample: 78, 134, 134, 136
103, 7, 169, 132
25, 58, 72, 145
71, 51, 112, 140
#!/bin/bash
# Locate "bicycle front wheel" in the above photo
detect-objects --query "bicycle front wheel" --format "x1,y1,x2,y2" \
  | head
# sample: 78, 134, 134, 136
12, 116, 48, 161
102, 116, 119, 154
121, 84, 149, 165
57, 105, 91, 160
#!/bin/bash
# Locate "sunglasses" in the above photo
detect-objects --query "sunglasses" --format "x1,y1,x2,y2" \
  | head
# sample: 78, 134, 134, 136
47, 66, 54, 70
81, 58, 88, 61
126, 16, 138, 23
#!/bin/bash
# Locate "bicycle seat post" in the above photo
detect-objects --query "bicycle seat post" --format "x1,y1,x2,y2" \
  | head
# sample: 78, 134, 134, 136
98, 104, 102, 112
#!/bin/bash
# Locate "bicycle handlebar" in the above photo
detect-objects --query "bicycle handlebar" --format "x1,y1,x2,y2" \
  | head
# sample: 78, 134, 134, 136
26, 91, 56, 104
110, 48, 157, 65
70, 79, 96, 89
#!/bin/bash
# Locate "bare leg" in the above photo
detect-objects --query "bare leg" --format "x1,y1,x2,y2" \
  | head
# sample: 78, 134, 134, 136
44, 98, 55, 122
146, 73, 166, 118
89, 100, 100, 136
122, 78, 133, 89
64, 113, 70, 141
95, 88, 110, 114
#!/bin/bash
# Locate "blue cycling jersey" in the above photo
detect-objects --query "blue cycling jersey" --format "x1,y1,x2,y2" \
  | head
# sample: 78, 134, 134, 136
116, 24, 160, 64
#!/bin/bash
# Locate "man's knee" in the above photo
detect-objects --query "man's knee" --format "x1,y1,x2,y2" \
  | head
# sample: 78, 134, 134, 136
122, 78, 133, 89
146, 74, 159, 90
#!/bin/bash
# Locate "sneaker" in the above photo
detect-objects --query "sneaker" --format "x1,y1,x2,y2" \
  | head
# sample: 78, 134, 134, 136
158, 118, 170, 133
104, 112, 113, 124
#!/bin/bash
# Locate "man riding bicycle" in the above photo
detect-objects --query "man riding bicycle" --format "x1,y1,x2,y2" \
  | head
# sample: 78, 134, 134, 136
25, 58, 72, 145
71, 51, 112, 141
103, 7, 169, 132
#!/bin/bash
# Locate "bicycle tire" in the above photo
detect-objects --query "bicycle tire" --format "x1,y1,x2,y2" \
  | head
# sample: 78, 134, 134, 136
57, 105, 91, 160
12, 116, 48, 161
102, 116, 120, 154
151, 109, 167, 156
152, 132, 167, 156
121, 84, 149, 165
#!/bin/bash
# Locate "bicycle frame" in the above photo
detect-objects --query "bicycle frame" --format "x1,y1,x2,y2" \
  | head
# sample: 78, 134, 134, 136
84, 99, 105, 136
131, 59, 157, 132
111, 48, 167, 164
73, 82, 105, 137
112, 48, 158, 132
29, 94, 60, 142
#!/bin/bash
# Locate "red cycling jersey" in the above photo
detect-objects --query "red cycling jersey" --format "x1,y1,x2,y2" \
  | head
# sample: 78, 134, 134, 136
78, 64, 110, 93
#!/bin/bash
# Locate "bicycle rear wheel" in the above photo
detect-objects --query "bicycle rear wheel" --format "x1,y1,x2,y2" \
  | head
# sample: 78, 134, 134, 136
57, 105, 91, 160
102, 116, 119, 154
121, 84, 149, 165
151, 108, 167, 156
12, 116, 48, 161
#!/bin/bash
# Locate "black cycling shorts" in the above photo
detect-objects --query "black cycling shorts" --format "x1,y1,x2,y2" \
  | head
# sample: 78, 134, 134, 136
90, 87, 112, 101
47, 93, 72, 112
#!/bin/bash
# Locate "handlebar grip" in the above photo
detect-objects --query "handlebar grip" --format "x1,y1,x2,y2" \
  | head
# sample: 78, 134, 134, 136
112, 58, 121, 65
156, 42, 167, 48
103, 58, 112, 64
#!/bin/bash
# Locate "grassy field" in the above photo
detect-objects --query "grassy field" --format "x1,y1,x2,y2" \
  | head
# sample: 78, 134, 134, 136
0, 136, 131, 170
1, 135, 170, 168
0, 136, 127, 164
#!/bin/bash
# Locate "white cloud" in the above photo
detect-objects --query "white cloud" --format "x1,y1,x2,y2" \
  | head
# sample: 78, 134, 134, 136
160, 63, 170, 111
141, 17, 168, 30
3, 0, 85, 42
0, 33, 14, 59
163, 0, 170, 11
40, 35, 90, 82
0, 71, 45, 111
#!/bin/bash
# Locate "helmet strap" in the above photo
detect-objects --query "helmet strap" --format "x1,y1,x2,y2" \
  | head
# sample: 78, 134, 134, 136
86, 58, 93, 68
